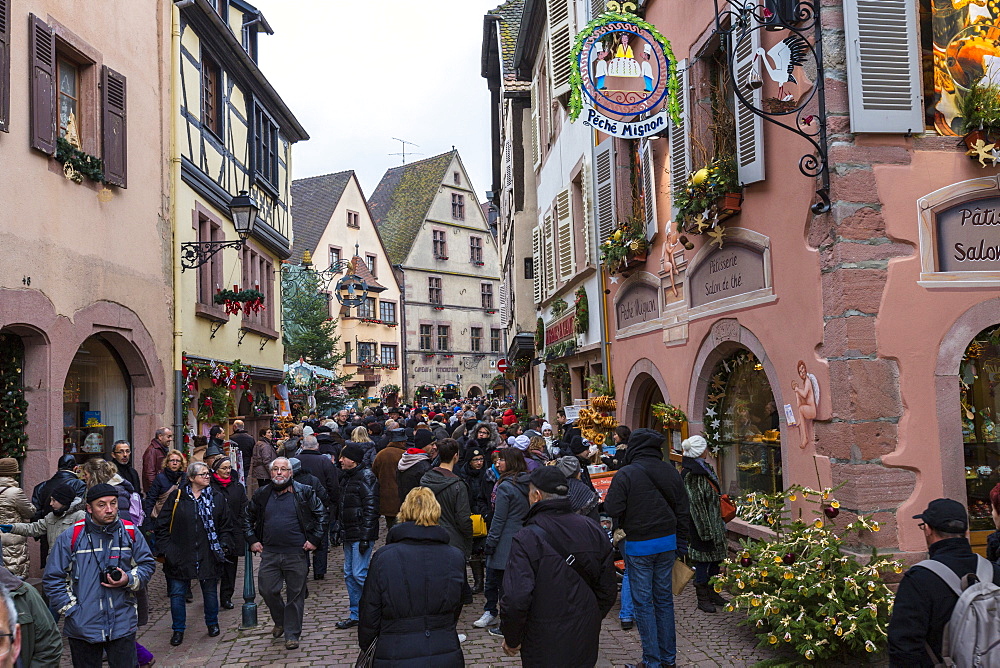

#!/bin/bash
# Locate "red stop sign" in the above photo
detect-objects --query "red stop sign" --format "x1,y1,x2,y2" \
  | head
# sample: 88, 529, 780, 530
497, 358, 509, 372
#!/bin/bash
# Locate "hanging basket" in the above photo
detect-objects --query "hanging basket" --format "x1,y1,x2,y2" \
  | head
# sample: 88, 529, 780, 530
214, 286, 266, 315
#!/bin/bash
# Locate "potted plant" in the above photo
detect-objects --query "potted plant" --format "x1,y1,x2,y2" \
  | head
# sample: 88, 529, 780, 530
959, 77, 1000, 149
599, 217, 648, 273
673, 157, 742, 232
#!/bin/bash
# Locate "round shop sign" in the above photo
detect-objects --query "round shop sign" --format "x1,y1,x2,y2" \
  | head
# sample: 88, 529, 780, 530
569, 9, 680, 138
335, 274, 369, 307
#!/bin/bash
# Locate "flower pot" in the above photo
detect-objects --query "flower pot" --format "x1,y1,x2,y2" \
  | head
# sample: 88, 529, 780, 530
717, 192, 743, 216
965, 129, 988, 150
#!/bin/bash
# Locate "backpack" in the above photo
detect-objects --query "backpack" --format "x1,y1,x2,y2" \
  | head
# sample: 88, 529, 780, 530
915, 555, 1000, 667
70, 518, 136, 551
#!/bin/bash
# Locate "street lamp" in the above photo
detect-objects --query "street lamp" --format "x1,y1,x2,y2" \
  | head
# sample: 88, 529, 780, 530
180, 190, 260, 271
240, 544, 258, 628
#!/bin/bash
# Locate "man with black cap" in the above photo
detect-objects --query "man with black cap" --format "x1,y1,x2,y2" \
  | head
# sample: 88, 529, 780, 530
397, 430, 437, 504
500, 466, 617, 667
335, 443, 379, 629
372, 429, 408, 531
43, 483, 156, 667
888, 498, 1000, 666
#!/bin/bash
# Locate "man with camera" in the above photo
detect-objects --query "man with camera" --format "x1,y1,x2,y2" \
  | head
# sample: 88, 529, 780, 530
43, 483, 156, 668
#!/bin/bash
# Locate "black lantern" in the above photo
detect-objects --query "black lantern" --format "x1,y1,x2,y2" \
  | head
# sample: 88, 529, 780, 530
179, 190, 260, 271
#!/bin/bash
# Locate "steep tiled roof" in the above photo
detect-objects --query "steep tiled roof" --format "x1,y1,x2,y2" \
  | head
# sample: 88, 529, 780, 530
367, 151, 455, 266
489, 0, 529, 92
349, 256, 387, 292
289, 171, 353, 263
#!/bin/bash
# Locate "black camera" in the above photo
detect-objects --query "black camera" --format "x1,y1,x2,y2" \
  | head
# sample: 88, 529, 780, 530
100, 565, 124, 585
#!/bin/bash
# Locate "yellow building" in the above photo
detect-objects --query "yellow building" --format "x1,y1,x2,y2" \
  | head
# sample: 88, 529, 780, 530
171, 0, 308, 441
290, 172, 405, 404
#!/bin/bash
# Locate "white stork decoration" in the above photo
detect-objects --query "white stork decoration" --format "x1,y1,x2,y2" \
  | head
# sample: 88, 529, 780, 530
749, 34, 809, 101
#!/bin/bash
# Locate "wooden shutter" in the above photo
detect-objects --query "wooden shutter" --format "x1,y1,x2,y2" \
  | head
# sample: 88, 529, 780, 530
499, 280, 510, 328
101, 66, 127, 188
530, 81, 541, 169
0, 0, 9, 132
733, 29, 765, 184
532, 226, 543, 305
28, 14, 55, 155
639, 139, 658, 242
669, 59, 691, 218
593, 137, 616, 244
843, 0, 922, 133
580, 160, 591, 266
547, 0, 572, 97
590, 0, 605, 20
543, 212, 556, 295
556, 189, 573, 278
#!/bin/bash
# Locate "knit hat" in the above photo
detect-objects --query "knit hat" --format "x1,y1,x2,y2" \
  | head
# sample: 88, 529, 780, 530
210, 457, 231, 473
341, 443, 366, 464
529, 466, 569, 495
388, 428, 407, 443
50, 484, 76, 506
466, 447, 486, 460
413, 430, 435, 450
681, 435, 708, 458
541, 422, 553, 433
302, 426, 314, 437
86, 483, 118, 504
569, 436, 587, 456
513, 435, 531, 451
0, 458, 19, 477
555, 456, 581, 478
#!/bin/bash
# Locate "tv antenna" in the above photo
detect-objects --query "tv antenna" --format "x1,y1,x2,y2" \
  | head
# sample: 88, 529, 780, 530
389, 137, 422, 164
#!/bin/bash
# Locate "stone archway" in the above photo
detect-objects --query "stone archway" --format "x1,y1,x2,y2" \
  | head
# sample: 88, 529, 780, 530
621, 358, 670, 429
467, 385, 483, 397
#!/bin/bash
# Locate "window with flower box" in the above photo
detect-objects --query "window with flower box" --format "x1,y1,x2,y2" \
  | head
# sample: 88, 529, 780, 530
379, 301, 396, 325
470, 236, 483, 265
357, 297, 376, 320
429, 277, 442, 304
357, 342, 377, 366
437, 325, 450, 351
381, 345, 398, 367
419, 325, 432, 350
481, 283, 494, 310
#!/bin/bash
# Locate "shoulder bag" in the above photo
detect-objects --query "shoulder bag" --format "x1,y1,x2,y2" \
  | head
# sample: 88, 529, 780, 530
704, 476, 737, 523
151, 483, 179, 519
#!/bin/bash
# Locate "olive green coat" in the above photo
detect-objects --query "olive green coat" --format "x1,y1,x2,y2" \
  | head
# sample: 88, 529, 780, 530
681, 458, 728, 563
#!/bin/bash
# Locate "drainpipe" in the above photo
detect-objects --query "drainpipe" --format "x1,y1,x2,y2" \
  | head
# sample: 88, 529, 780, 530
170, 3, 184, 440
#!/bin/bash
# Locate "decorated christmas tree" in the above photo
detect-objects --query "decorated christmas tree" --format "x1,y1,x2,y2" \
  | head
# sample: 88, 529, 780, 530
0, 335, 28, 460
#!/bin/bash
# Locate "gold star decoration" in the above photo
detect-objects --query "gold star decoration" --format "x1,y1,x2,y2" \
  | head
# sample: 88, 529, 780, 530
966, 139, 998, 168
711, 376, 726, 391
708, 225, 726, 248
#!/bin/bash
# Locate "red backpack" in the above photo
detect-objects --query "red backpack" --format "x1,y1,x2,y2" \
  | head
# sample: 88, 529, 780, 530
69, 518, 136, 551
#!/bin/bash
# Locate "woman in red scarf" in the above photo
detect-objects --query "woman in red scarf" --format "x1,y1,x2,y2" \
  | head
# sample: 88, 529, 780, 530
209, 457, 248, 609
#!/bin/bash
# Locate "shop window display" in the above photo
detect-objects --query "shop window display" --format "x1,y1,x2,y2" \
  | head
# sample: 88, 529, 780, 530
709, 350, 782, 495
961, 324, 1000, 535
62, 336, 130, 458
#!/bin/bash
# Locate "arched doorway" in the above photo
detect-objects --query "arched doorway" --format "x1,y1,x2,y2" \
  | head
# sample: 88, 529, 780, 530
468, 385, 483, 398
960, 324, 1000, 540
0, 333, 28, 462
632, 373, 665, 431
710, 348, 782, 496
62, 336, 131, 460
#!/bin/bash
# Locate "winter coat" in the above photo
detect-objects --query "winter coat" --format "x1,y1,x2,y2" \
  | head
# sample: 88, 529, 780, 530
229, 430, 257, 473
458, 463, 492, 517
250, 438, 278, 480
603, 429, 690, 547
210, 475, 247, 551
31, 470, 86, 519
501, 497, 617, 668
141, 439, 169, 493
988, 530, 1000, 564
339, 465, 380, 544
110, 459, 142, 497
372, 444, 406, 516
420, 467, 473, 555
345, 440, 378, 470
0, 479, 35, 577
502, 409, 518, 426
297, 450, 340, 522
484, 473, 531, 570
681, 456, 727, 563
10, 497, 86, 546
358, 522, 465, 668
142, 469, 185, 519
244, 481, 327, 548
293, 470, 330, 514
43, 515, 156, 643
315, 432, 343, 460
888, 537, 1000, 667
396, 450, 433, 505
154, 484, 235, 580
107, 474, 138, 524
0, 565, 62, 668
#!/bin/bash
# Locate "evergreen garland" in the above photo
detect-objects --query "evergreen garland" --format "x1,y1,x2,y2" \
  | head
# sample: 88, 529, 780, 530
55, 138, 105, 184
574, 287, 590, 334
0, 335, 28, 460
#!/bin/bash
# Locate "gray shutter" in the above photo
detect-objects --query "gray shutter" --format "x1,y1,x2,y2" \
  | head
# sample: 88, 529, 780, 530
28, 14, 55, 155
593, 137, 616, 244
532, 226, 543, 305
101, 66, 128, 188
547, 0, 572, 97
590, 0, 605, 20
0, 0, 9, 132
733, 29, 765, 184
669, 60, 691, 218
531, 81, 541, 169
639, 138, 658, 242
556, 189, 573, 278
843, 0, 923, 133
543, 212, 556, 294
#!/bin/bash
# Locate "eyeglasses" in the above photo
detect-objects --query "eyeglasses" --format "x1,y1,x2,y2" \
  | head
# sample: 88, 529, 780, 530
271, 467, 292, 472
0, 631, 14, 658
194, 472, 211, 477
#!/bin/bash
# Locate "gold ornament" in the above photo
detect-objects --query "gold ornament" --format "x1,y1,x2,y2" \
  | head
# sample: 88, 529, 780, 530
97, 187, 114, 203
707, 225, 726, 249
966, 138, 998, 168
691, 168, 710, 185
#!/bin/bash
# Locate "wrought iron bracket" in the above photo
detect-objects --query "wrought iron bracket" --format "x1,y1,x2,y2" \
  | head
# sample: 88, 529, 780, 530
209, 320, 224, 339
280, 259, 351, 301
237, 328, 249, 347
713, 0, 831, 214
180, 239, 246, 272
259, 336, 268, 352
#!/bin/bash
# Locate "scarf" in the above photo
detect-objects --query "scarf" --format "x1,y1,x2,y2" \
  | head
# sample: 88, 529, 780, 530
212, 473, 232, 488
188, 484, 226, 562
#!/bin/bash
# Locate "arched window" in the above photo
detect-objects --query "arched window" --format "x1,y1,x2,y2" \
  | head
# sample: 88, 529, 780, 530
961, 324, 1000, 535
63, 336, 130, 458
711, 349, 782, 495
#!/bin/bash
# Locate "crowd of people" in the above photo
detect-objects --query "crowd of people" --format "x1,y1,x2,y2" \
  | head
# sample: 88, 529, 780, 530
0, 401, 991, 667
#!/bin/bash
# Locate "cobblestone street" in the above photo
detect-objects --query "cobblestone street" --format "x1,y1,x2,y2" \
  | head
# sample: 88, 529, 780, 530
56, 535, 887, 667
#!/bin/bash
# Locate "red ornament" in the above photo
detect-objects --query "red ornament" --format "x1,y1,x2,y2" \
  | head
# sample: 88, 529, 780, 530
212, 378, 219, 385
229, 384, 237, 390
740, 557, 753, 567
824, 506, 840, 519
782, 553, 796, 565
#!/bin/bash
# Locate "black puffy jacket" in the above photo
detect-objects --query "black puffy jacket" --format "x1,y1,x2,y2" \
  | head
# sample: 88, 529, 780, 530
500, 497, 617, 667
358, 522, 465, 667
603, 428, 690, 545
244, 481, 327, 548
458, 463, 491, 517
154, 484, 235, 580
339, 464, 380, 543
297, 450, 340, 521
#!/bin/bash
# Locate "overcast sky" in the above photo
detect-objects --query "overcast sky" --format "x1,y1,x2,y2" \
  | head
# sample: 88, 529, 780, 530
250, 0, 501, 201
